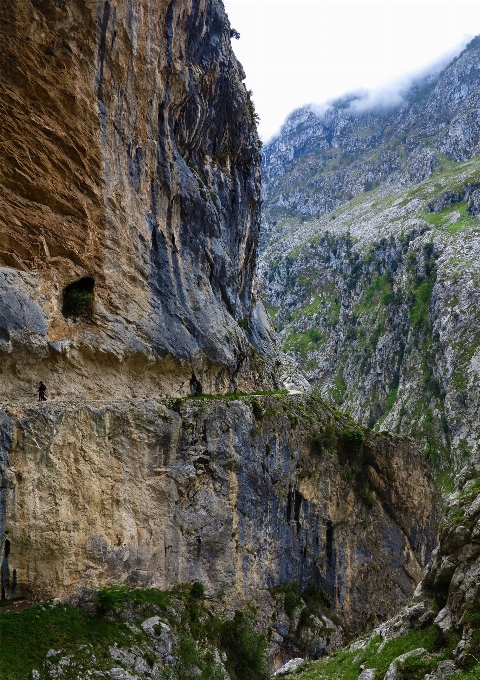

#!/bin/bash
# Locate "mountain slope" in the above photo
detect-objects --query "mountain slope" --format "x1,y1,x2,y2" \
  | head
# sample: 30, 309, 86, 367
259, 37, 480, 479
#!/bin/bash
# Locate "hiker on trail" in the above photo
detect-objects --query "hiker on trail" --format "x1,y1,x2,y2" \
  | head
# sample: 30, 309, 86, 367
38, 381, 47, 401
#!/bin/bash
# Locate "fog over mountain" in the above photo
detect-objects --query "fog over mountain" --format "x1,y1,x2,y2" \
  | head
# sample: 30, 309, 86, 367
308, 36, 471, 120
260, 34, 480, 466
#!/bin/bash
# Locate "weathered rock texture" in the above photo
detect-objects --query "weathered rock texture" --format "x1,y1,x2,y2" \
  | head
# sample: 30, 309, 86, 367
419, 471, 480, 666
0, 0, 277, 401
0, 394, 440, 634
261, 37, 480, 222
309, 472, 480, 679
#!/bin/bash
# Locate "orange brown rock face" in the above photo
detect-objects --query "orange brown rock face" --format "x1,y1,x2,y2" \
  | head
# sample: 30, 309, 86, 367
0, 0, 105, 273
0, 0, 277, 401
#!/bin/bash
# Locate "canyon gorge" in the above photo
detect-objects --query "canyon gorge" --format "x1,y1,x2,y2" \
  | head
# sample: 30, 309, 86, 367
0, 1, 478, 679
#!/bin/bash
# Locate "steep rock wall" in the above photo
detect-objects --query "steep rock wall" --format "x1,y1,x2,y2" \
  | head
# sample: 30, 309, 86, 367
0, 0, 277, 401
0, 394, 440, 634
259, 157, 480, 477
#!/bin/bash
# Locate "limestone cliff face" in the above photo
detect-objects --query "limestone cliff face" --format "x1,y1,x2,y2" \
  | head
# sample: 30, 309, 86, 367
0, 0, 277, 401
0, 394, 440, 634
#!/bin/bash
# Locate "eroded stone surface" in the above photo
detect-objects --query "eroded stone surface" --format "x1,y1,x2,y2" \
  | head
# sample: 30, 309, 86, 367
0, 394, 439, 634
0, 0, 277, 401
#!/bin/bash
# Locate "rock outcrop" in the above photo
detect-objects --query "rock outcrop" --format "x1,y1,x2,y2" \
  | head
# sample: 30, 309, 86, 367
420, 472, 480, 666
292, 472, 480, 678
0, 0, 277, 402
0, 394, 440, 635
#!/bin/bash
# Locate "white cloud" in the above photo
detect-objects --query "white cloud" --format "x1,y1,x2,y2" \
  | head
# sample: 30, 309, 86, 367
223, 0, 480, 141
347, 36, 472, 113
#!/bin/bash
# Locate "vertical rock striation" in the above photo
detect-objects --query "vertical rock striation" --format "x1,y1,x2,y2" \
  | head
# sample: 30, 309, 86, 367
0, 395, 440, 634
0, 0, 277, 400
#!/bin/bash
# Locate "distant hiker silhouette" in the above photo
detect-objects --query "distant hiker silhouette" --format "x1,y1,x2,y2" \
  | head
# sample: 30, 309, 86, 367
38, 381, 47, 401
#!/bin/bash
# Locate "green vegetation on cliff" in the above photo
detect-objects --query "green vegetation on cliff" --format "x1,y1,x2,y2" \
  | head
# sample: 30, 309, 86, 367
0, 584, 269, 680
260, 154, 480, 476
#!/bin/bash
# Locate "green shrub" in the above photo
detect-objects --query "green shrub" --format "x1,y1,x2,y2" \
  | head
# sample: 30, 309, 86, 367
145, 651, 156, 667
171, 398, 182, 414
310, 424, 337, 455
275, 581, 302, 619
385, 387, 398, 412
191, 582, 205, 599
94, 584, 128, 616
463, 603, 480, 628
396, 653, 436, 679
310, 432, 324, 455
220, 610, 268, 680
127, 588, 170, 609
176, 636, 201, 674
361, 489, 375, 508
308, 328, 323, 344
246, 90, 260, 127
251, 399, 263, 420
284, 590, 301, 618
340, 428, 365, 463
302, 582, 331, 610
287, 412, 299, 429
410, 281, 433, 330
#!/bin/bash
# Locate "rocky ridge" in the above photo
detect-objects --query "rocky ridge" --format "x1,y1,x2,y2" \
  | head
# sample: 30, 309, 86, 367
261, 36, 480, 224
259, 37, 480, 477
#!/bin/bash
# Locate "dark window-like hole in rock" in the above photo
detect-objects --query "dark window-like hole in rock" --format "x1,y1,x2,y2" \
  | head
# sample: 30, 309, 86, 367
190, 373, 202, 395
4, 539, 10, 559
62, 277, 95, 319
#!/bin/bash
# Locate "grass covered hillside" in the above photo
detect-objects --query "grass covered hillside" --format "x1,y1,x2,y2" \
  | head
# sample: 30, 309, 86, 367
259, 37, 480, 482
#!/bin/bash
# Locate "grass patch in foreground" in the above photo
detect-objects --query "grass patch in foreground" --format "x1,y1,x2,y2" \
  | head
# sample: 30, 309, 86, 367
0, 602, 137, 678
0, 584, 270, 680
451, 663, 480, 679
296, 627, 441, 680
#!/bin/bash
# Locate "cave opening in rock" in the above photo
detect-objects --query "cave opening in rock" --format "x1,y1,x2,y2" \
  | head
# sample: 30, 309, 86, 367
62, 277, 95, 319
190, 373, 202, 395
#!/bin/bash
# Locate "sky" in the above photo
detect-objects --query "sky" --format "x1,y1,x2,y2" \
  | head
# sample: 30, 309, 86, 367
222, 0, 480, 142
